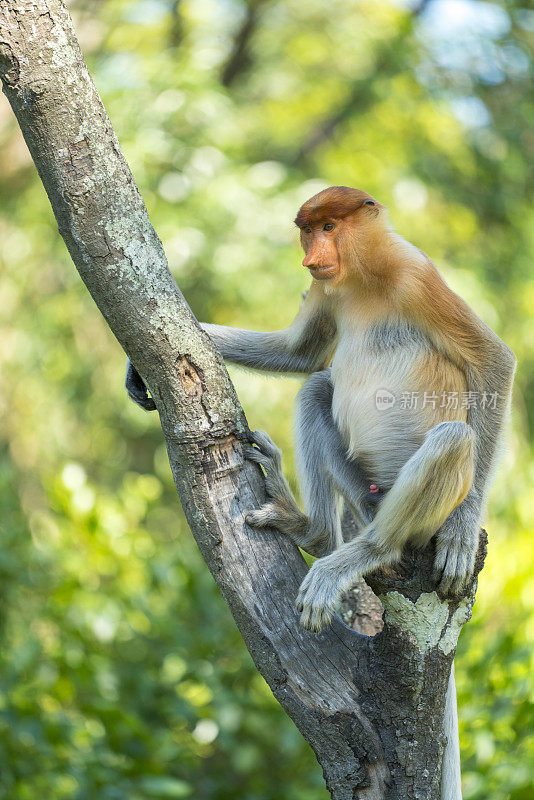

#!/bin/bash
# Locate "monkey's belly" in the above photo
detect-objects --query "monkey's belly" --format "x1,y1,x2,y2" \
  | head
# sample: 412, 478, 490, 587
331, 351, 467, 489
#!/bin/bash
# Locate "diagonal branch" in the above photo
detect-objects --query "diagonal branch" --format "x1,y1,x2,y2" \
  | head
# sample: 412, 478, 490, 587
0, 3, 482, 798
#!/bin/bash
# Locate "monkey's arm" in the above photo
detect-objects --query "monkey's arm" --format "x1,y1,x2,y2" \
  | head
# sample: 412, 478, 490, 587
407, 264, 517, 592
201, 321, 335, 374
201, 286, 336, 374
433, 341, 516, 593
125, 285, 336, 409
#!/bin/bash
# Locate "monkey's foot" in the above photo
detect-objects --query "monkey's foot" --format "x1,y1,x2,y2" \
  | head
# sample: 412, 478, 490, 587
296, 551, 355, 632
245, 430, 287, 495
433, 529, 477, 597
245, 430, 304, 528
245, 431, 332, 556
245, 500, 302, 532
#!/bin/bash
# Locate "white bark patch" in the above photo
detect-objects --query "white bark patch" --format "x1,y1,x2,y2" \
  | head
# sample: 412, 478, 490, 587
357, 760, 390, 800
438, 599, 472, 655
380, 591, 449, 652
381, 590, 473, 656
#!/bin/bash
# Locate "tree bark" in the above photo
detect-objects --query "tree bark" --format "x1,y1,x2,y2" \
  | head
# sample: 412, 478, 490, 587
0, 3, 484, 798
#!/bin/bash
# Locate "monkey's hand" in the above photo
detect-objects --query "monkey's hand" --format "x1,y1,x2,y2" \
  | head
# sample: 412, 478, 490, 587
125, 359, 156, 411
433, 501, 480, 596
296, 546, 358, 632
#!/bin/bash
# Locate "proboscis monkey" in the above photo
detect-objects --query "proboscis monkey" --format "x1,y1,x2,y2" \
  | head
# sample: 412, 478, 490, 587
126, 187, 516, 800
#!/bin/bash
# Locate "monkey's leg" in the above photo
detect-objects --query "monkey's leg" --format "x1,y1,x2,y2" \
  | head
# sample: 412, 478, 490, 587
245, 372, 374, 556
296, 421, 475, 631
294, 370, 377, 532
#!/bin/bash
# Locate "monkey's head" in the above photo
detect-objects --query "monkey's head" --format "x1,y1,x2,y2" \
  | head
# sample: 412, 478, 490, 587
295, 186, 386, 285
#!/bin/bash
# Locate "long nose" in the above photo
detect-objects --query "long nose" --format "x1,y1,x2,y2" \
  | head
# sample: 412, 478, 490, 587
302, 237, 331, 267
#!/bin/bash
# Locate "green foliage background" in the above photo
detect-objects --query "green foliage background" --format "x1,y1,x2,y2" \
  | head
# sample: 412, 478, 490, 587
0, 0, 532, 798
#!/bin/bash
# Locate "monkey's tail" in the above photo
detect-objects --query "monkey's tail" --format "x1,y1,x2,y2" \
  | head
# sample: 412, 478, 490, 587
441, 662, 462, 800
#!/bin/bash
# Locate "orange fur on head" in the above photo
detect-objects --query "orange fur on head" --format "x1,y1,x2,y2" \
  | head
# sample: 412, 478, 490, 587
294, 186, 380, 228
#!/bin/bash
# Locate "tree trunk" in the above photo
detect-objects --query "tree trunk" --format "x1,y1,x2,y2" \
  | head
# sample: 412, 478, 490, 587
0, 3, 485, 798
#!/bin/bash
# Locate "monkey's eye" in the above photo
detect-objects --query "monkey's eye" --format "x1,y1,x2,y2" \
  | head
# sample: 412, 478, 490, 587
323, 222, 335, 231
364, 200, 376, 206
303, 226, 312, 234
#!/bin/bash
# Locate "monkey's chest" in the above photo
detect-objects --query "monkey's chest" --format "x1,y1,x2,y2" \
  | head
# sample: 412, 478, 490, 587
330, 329, 467, 487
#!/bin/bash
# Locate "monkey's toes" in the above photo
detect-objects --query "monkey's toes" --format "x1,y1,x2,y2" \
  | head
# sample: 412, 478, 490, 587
433, 544, 473, 597
297, 597, 334, 632
245, 504, 282, 530
245, 509, 269, 528
247, 430, 282, 462
244, 446, 271, 468
296, 570, 337, 632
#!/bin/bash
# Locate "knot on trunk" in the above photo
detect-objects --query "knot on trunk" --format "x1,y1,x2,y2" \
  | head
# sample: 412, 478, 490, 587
0, 42, 19, 86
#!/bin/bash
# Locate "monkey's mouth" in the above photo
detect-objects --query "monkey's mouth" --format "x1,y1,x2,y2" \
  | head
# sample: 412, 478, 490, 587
308, 265, 338, 280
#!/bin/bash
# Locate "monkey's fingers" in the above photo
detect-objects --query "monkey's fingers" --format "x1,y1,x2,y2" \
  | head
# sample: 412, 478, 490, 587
125, 360, 157, 411
127, 386, 157, 411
